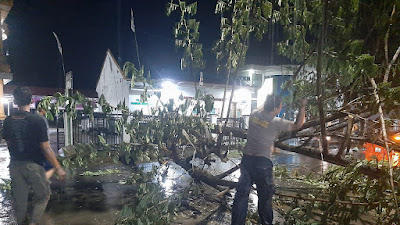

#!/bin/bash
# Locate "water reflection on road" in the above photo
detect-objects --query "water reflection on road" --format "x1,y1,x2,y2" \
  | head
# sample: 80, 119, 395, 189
192, 149, 330, 181
0, 145, 10, 182
0, 144, 15, 224
190, 149, 331, 224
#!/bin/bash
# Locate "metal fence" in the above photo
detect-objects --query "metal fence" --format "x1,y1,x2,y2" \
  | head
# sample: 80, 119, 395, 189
55, 114, 65, 150
217, 117, 248, 129
68, 112, 247, 149
217, 117, 248, 146
72, 113, 123, 149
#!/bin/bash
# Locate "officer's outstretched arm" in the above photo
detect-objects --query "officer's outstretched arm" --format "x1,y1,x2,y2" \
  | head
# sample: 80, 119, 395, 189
288, 99, 307, 131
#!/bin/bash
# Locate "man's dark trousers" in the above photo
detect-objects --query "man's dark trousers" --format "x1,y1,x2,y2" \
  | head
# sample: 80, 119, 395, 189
231, 155, 275, 225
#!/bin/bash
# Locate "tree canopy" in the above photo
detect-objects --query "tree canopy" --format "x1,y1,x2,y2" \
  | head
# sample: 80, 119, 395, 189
34, 0, 400, 224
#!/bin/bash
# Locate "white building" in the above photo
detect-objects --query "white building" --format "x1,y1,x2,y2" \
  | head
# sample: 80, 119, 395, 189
96, 50, 299, 119
96, 50, 248, 118
96, 49, 131, 108
237, 64, 299, 109
138, 79, 253, 118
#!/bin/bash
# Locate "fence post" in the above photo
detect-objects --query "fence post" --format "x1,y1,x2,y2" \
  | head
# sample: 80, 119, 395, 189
122, 116, 131, 143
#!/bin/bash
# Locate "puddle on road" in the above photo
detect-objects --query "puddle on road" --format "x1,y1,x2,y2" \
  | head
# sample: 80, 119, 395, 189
189, 150, 331, 223
0, 144, 330, 225
0, 144, 16, 225
0, 145, 10, 182
44, 163, 138, 225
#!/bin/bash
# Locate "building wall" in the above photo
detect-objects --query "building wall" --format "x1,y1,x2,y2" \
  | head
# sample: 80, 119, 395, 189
96, 51, 130, 109
238, 65, 308, 114
128, 82, 253, 118
128, 92, 152, 114
96, 62, 299, 118
96, 62, 298, 118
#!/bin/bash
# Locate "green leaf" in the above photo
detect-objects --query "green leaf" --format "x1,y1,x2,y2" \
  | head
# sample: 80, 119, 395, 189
261, 1, 272, 18
98, 135, 107, 145
166, 1, 179, 16
179, 0, 185, 11
187, 2, 197, 15
125, 154, 131, 165
203, 94, 214, 112
113, 155, 119, 164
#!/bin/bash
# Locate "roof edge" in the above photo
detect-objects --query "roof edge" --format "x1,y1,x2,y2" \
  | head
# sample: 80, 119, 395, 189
96, 49, 128, 88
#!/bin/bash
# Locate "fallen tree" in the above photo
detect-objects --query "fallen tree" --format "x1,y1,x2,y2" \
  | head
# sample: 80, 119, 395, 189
37, 0, 400, 224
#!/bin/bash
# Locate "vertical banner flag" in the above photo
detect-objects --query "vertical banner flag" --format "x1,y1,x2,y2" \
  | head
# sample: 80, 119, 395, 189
52, 32, 63, 55
131, 9, 135, 32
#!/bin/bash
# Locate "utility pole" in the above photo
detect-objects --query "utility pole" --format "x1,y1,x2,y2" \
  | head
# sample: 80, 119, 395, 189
64, 71, 73, 146
131, 9, 141, 67
117, 0, 122, 64
53, 32, 73, 147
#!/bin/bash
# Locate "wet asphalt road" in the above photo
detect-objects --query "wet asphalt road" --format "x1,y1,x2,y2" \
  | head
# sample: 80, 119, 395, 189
0, 143, 330, 225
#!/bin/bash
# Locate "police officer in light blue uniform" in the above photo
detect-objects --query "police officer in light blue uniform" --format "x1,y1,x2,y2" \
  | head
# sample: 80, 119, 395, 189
231, 94, 306, 225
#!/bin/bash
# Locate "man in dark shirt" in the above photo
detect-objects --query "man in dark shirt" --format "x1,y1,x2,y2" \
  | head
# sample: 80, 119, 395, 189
3, 86, 66, 225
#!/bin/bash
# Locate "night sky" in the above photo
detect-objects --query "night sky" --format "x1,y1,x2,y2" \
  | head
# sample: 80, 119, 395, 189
4, 0, 281, 90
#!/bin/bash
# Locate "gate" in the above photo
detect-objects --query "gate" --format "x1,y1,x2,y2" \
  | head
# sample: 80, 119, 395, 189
56, 114, 65, 150
217, 117, 247, 146
72, 113, 123, 149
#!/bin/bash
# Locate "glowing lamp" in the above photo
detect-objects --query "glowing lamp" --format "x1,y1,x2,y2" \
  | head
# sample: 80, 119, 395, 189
161, 80, 179, 101
326, 136, 331, 141
248, 69, 255, 76
1, 97, 8, 104
392, 134, 400, 142
2, 29, 7, 41
161, 81, 177, 90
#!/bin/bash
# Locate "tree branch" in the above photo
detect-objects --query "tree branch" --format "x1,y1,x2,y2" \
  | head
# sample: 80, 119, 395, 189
383, 3, 396, 82
369, 78, 399, 211
336, 115, 354, 158
384, 45, 400, 82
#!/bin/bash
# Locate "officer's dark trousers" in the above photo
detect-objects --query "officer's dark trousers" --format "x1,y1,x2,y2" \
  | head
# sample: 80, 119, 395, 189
231, 155, 274, 225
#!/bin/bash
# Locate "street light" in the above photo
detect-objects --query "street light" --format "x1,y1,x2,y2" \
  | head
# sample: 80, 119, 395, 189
161, 80, 179, 102
248, 69, 254, 76
0, 97, 8, 104
161, 80, 177, 90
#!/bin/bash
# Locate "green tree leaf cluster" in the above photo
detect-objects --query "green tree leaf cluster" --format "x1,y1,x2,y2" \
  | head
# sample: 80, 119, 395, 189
275, 0, 400, 114
275, 160, 400, 224
167, 0, 205, 80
